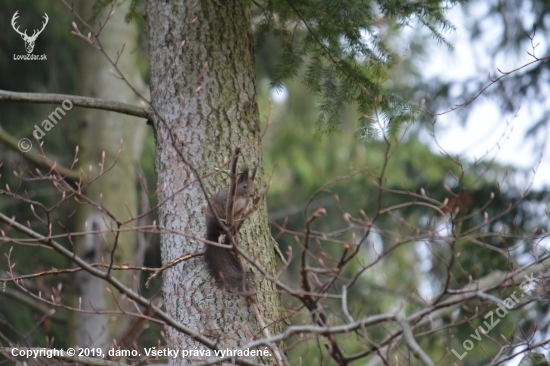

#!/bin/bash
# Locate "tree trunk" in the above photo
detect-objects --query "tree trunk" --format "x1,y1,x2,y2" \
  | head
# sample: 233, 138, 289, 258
72, 1, 146, 349
146, 0, 285, 362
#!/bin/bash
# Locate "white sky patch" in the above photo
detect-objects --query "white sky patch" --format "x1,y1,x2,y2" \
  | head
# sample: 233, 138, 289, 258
269, 85, 289, 104
414, 240, 435, 299
421, 5, 550, 191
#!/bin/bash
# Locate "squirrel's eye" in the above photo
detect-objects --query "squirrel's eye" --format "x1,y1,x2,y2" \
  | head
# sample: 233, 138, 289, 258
243, 184, 247, 189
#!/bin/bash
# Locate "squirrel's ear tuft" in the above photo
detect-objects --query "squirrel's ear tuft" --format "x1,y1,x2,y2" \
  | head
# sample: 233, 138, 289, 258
238, 167, 249, 183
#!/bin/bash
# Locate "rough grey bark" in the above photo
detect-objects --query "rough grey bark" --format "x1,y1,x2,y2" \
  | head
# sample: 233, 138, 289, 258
146, 0, 285, 362
73, 1, 146, 349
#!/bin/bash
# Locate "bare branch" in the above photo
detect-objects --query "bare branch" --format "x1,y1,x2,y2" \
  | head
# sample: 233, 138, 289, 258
0, 89, 150, 120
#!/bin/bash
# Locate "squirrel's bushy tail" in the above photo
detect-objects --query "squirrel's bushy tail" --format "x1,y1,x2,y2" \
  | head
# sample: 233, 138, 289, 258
205, 227, 252, 293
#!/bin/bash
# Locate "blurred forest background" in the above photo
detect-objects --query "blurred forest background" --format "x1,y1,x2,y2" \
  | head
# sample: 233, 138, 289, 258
1, 0, 550, 365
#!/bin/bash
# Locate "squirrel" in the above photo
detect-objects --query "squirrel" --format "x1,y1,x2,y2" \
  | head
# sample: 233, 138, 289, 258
204, 166, 256, 293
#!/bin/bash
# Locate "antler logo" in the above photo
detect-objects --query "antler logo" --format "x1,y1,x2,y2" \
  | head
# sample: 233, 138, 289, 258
11, 11, 49, 54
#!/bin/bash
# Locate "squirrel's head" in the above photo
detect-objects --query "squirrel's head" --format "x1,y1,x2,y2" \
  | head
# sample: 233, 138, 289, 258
237, 165, 256, 198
